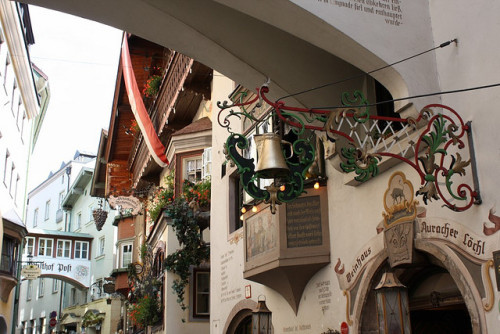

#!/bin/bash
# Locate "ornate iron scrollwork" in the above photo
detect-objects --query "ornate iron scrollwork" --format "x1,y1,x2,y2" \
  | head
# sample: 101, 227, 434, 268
218, 83, 480, 212
224, 132, 315, 213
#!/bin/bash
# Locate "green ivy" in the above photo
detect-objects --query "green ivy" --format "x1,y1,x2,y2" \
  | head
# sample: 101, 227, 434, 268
127, 244, 162, 328
164, 200, 210, 314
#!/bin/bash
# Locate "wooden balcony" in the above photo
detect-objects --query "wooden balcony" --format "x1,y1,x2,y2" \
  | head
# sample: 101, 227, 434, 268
0, 213, 26, 302
129, 53, 212, 186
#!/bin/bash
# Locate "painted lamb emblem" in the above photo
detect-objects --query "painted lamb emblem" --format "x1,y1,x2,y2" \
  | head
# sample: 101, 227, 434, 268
391, 187, 406, 204
383, 172, 417, 227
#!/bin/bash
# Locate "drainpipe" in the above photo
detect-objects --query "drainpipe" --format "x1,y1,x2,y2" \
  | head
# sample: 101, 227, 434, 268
64, 166, 72, 231
57, 165, 72, 334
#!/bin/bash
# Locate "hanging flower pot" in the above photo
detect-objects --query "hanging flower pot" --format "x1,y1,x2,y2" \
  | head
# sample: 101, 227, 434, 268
93, 208, 108, 231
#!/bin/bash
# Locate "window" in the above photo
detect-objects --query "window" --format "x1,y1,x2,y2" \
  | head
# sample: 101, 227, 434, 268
8, 163, 15, 196
1, 236, 18, 274
74, 241, 89, 259
121, 243, 133, 268
192, 269, 210, 318
98, 237, 105, 257
20, 111, 26, 140
56, 240, 71, 258
38, 278, 45, 297
44, 200, 50, 220
14, 174, 20, 203
58, 192, 65, 209
10, 80, 17, 114
76, 212, 82, 229
52, 279, 59, 293
16, 96, 22, 128
229, 172, 244, 233
202, 148, 212, 179
184, 156, 203, 182
37, 238, 53, 257
89, 204, 95, 222
26, 280, 33, 300
3, 55, 10, 89
33, 208, 38, 227
38, 318, 45, 334
3, 149, 9, 185
25, 237, 35, 256
70, 287, 77, 305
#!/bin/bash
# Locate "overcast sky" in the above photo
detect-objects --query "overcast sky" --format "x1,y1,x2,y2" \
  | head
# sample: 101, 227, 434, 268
27, 6, 123, 190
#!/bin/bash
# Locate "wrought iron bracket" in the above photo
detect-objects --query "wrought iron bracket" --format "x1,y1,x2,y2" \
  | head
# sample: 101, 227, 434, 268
224, 132, 315, 213
218, 84, 481, 212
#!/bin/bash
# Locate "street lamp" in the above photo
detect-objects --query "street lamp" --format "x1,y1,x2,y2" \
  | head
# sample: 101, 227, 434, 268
252, 296, 272, 334
375, 271, 411, 334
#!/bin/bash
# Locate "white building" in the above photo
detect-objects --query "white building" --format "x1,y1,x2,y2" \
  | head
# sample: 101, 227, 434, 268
59, 166, 119, 334
17, 152, 102, 334
0, 1, 49, 333
14, 0, 500, 332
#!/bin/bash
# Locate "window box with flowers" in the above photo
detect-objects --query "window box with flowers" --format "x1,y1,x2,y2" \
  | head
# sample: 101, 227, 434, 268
146, 171, 175, 226
142, 74, 162, 98
182, 177, 211, 211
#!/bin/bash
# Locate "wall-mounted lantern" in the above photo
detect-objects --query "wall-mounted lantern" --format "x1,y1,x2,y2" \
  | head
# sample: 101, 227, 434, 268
95, 322, 102, 332
252, 297, 272, 334
374, 272, 411, 334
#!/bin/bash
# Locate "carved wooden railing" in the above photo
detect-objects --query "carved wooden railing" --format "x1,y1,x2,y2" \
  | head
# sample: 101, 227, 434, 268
129, 52, 194, 183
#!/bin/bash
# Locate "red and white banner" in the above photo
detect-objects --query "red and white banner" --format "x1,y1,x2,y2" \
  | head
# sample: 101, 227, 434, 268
121, 35, 169, 167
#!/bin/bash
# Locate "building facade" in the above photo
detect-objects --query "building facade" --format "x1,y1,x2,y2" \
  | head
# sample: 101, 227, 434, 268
0, 1, 49, 333
16, 0, 500, 333
17, 152, 108, 334
59, 166, 119, 334
90, 34, 213, 334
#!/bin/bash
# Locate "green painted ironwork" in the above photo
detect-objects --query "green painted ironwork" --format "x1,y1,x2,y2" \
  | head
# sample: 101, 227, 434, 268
218, 84, 479, 212
340, 145, 381, 182
224, 131, 315, 211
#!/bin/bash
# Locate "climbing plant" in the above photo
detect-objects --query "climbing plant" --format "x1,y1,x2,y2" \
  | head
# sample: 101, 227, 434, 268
127, 244, 162, 328
163, 198, 210, 315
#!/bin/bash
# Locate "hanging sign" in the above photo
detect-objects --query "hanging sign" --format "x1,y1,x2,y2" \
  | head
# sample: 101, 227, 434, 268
108, 195, 142, 215
103, 282, 116, 294
21, 264, 41, 280
21, 257, 91, 287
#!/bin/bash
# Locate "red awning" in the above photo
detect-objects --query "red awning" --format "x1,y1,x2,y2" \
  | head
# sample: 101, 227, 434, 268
121, 35, 169, 167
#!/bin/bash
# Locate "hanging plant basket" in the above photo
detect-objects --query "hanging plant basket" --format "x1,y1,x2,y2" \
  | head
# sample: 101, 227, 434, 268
93, 208, 108, 231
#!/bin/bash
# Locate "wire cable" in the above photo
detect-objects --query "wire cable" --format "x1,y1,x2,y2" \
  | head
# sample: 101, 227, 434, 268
277, 39, 458, 101
311, 82, 500, 110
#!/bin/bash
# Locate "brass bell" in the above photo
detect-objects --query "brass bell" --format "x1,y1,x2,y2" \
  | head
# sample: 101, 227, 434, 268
254, 133, 292, 179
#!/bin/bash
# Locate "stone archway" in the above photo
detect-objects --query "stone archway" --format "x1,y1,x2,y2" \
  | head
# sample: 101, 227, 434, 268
223, 299, 257, 334
22, 0, 415, 111
354, 240, 484, 334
